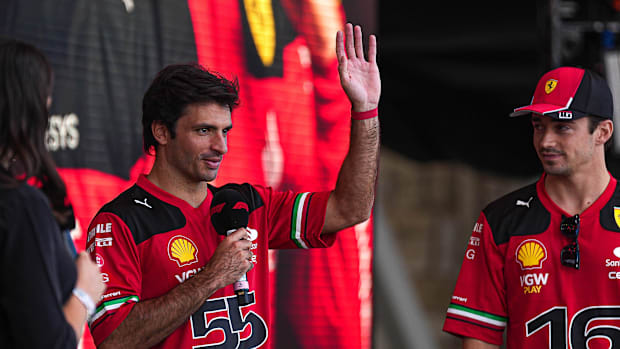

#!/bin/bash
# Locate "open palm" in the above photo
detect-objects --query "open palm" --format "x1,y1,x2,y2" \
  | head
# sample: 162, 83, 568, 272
336, 23, 381, 112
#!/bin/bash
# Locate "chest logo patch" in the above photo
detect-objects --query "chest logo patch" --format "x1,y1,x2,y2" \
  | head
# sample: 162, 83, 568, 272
614, 207, 620, 229
516, 239, 547, 270
168, 235, 199, 267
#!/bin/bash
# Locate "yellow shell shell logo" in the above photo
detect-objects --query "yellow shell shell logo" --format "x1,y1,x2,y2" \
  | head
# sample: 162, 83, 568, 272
545, 79, 558, 94
516, 239, 547, 270
168, 236, 198, 267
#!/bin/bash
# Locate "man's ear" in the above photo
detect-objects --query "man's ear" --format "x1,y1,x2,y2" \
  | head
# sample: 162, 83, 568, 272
595, 119, 613, 146
151, 120, 170, 146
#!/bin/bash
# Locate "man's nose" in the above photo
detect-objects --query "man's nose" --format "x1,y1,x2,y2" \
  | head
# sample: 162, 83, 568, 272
212, 132, 228, 154
538, 128, 557, 149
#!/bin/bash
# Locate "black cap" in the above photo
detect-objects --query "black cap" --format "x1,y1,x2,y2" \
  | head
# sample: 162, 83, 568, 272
510, 67, 613, 120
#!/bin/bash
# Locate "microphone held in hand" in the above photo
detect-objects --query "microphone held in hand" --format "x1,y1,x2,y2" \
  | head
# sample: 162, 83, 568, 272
210, 189, 249, 234
210, 189, 252, 306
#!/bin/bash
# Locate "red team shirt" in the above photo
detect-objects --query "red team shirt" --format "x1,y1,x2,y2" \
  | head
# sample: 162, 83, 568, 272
444, 174, 620, 348
86, 175, 334, 348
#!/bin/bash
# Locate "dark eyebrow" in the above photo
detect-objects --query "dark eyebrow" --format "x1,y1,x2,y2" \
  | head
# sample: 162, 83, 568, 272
552, 119, 575, 125
193, 123, 233, 130
531, 115, 574, 124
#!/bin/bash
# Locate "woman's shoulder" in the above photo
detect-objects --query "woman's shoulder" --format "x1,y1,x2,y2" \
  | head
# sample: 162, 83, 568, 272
0, 182, 50, 211
0, 183, 57, 252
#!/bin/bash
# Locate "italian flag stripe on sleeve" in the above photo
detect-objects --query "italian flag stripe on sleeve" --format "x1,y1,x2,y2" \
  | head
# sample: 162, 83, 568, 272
89, 295, 139, 325
290, 192, 310, 249
447, 303, 507, 328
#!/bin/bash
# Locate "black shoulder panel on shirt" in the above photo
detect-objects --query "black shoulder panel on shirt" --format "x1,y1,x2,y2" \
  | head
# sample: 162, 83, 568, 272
208, 183, 265, 213
99, 185, 186, 245
600, 181, 620, 232
483, 182, 551, 246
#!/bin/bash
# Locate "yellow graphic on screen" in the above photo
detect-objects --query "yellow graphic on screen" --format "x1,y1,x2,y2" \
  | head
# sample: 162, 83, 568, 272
614, 207, 620, 228
168, 236, 198, 267
244, 0, 275, 67
516, 240, 547, 269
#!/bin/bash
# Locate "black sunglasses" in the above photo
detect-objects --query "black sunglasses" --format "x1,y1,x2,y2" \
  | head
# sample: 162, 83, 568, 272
560, 214, 580, 269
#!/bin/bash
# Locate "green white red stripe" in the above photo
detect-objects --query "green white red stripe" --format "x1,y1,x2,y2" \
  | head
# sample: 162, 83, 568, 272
447, 303, 507, 328
290, 192, 310, 249
89, 295, 139, 325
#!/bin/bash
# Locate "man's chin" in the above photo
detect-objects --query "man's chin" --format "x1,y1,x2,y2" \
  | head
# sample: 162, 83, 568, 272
201, 170, 218, 182
543, 165, 570, 177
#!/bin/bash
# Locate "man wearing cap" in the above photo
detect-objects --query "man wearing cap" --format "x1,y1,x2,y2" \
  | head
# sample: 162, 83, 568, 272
443, 66, 620, 348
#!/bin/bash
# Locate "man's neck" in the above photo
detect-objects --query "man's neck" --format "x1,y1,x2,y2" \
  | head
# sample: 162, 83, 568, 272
146, 161, 208, 209
544, 166, 610, 216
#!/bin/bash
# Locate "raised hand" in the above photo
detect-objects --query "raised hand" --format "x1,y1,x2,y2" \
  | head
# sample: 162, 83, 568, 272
336, 23, 381, 112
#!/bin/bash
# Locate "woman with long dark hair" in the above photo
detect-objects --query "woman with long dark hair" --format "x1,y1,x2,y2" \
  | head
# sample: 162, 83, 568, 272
0, 39, 105, 348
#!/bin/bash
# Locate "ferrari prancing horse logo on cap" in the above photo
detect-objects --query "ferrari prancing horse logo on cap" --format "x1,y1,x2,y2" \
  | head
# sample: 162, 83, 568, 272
545, 79, 558, 94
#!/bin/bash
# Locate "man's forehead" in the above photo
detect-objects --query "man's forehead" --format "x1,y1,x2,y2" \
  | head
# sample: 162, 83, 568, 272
531, 113, 575, 123
181, 103, 231, 121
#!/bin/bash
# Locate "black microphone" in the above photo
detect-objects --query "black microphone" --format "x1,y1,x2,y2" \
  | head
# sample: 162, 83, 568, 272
210, 189, 252, 306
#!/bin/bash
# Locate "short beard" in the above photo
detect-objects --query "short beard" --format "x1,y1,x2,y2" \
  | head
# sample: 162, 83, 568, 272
542, 163, 571, 176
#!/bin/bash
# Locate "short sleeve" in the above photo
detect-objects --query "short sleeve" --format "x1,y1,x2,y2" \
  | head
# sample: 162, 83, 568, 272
443, 212, 507, 346
256, 187, 333, 249
86, 212, 141, 346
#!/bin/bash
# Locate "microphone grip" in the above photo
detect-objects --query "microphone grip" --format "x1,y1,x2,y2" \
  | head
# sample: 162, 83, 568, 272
226, 228, 252, 306
234, 277, 251, 306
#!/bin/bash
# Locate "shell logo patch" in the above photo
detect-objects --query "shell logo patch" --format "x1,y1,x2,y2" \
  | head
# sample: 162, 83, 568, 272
614, 207, 620, 229
545, 79, 558, 94
516, 239, 547, 270
168, 235, 199, 267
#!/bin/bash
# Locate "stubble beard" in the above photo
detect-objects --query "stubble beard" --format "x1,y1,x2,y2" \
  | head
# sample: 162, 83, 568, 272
176, 160, 218, 184
544, 165, 571, 177
202, 170, 218, 183
541, 158, 571, 177
198, 162, 220, 183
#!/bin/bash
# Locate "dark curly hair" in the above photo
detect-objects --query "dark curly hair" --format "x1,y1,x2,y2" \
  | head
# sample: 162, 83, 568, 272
142, 63, 240, 153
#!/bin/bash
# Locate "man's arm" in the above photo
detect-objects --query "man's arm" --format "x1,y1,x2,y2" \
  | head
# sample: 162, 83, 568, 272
322, 23, 381, 234
463, 337, 500, 349
99, 228, 252, 348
